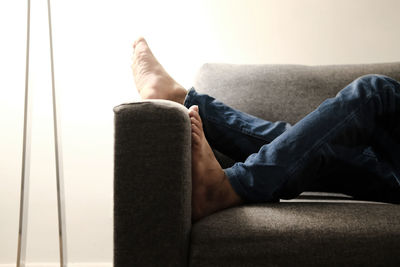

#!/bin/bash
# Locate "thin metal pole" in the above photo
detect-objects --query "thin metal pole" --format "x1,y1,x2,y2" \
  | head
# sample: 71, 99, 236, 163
46, 0, 68, 266
17, 0, 31, 266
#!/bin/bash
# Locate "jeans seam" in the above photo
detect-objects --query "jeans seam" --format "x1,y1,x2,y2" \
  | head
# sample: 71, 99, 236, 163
286, 91, 376, 179
205, 114, 272, 143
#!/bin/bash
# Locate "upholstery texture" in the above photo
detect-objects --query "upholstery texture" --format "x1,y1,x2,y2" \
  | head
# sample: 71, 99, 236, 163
190, 202, 400, 267
193, 62, 400, 125
114, 100, 192, 267
114, 62, 400, 267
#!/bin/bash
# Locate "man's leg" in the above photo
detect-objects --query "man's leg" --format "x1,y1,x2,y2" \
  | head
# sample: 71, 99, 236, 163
307, 146, 400, 203
221, 74, 400, 203
132, 37, 400, 221
184, 88, 291, 162
184, 84, 400, 204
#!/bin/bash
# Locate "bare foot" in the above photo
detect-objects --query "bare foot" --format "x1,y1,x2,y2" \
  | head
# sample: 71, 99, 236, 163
188, 105, 243, 222
131, 37, 187, 104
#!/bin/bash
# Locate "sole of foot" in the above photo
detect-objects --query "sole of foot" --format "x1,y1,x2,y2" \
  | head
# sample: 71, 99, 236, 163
131, 37, 187, 104
189, 105, 243, 222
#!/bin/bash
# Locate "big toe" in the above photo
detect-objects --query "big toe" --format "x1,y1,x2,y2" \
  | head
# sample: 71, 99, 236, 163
188, 105, 198, 115
132, 37, 155, 63
188, 105, 201, 121
133, 37, 147, 50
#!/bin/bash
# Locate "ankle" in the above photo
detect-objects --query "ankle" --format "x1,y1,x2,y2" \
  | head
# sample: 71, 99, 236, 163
216, 174, 243, 208
192, 172, 243, 222
172, 86, 188, 105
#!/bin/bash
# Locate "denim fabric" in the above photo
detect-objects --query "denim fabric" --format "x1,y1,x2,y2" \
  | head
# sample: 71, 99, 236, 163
184, 74, 400, 204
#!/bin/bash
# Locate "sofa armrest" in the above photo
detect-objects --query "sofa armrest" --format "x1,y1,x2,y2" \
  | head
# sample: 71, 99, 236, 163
113, 100, 192, 267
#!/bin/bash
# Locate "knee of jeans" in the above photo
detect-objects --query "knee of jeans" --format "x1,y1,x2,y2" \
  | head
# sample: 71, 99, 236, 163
357, 73, 381, 84
352, 74, 396, 98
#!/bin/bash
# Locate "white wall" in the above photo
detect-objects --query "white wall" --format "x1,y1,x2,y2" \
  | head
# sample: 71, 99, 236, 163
1, 0, 399, 265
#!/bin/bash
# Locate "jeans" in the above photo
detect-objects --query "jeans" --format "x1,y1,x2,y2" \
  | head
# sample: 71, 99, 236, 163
183, 74, 400, 204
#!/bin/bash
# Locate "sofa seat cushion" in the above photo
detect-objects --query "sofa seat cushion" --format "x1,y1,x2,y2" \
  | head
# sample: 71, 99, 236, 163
189, 200, 400, 267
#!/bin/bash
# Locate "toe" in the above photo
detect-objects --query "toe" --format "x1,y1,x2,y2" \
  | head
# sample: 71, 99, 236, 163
133, 36, 146, 49
191, 131, 201, 146
193, 113, 203, 130
190, 116, 200, 127
191, 122, 202, 136
189, 105, 202, 122
188, 105, 197, 113
189, 112, 203, 133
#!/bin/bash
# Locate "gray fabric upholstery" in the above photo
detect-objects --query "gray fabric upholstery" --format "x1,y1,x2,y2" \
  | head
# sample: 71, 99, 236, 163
113, 100, 192, 267
193, 62, 400, 125
114, 62, 400, 267
190, 202, 400, 267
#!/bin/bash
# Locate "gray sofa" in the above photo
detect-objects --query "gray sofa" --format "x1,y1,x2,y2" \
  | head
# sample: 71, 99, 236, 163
114, 62, 400, 267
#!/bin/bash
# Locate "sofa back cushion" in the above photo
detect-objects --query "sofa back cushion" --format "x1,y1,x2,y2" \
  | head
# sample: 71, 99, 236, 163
193, 62, 400, 125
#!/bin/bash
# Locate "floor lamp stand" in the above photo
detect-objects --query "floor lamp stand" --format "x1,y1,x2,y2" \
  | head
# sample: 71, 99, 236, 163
17, 0, 68, 266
